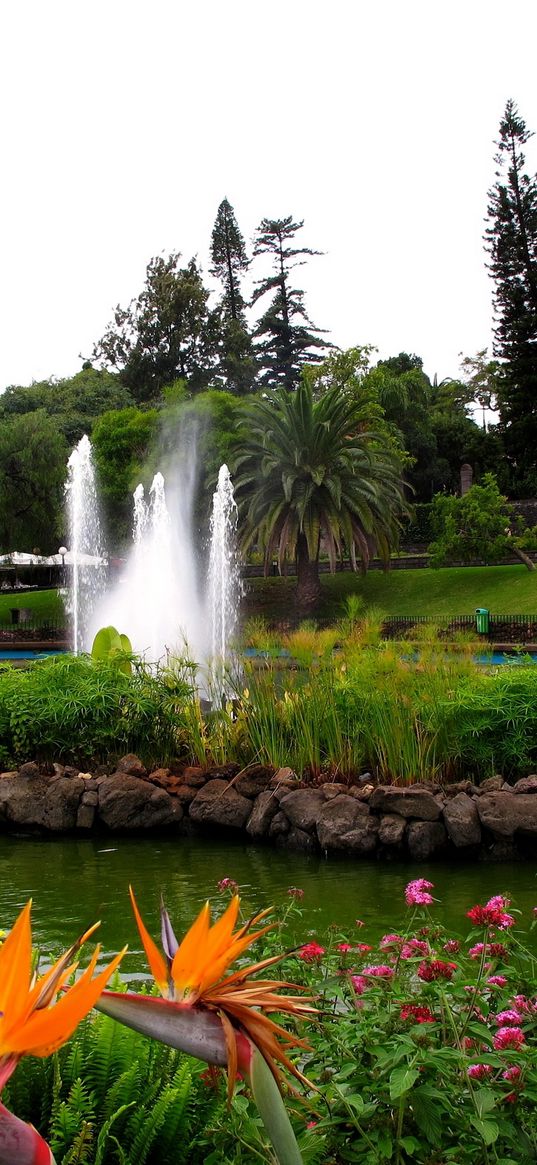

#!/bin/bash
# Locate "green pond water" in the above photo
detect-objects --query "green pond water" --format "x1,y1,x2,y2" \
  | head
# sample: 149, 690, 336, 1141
1, 834, 536, 979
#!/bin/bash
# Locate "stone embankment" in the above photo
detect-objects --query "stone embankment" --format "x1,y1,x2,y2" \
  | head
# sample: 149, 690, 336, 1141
1, 757, 537, 860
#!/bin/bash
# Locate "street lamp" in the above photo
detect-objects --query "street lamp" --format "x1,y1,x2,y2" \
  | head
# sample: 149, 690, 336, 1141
58, 546, 68, 586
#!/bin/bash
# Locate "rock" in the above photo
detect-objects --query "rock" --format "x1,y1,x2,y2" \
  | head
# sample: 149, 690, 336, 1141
181, 767, 207, 788
276, 826, 316, 852
98, 773, 182, 830
0, 772, 85, 831
348, 785, 374, 801
233, 765, 273, 799
279, 790, 325, 833
18, 762, 40, 780
76, 802, 95, 829
476, 792, 537, 838
272, 766, 297, 783
317, 795, 377, 853
0, 771, 18, 781
64, 766, 80, 779
368, 786, 441, 821
203, 763, 240, 782
443, 780, 474, 797
173, 785, 198, 806
321, 783, 349, 800
53, 762, 65, 778
189, 779, 251, 830
513, 776, 537, 794
443, 792, 481, 847
477, 776, 504, 793
116, 754, 148, 780
148, 767, 171, 785
378, 813, 406, 846
269, 811, 290, 837
407, 821, 447, 859
246, 791, 280, 838
81, 790, 99, 807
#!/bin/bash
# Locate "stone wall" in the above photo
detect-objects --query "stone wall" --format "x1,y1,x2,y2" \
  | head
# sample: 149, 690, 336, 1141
1, 756, 537, 860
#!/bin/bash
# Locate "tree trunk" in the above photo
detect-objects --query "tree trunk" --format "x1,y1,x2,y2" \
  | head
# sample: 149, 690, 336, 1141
511, 544, 536, 571
295, 535, 322, 612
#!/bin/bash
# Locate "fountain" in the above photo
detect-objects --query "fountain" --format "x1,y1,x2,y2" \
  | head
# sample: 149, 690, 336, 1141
69, 436, 240, 677
65, 436, 107, 653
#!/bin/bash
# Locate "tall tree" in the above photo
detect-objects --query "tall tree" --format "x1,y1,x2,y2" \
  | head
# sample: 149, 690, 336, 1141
0, 411, 67, 552
233, 365, 408, 611
485, 100, 537, 485
210, 198, 256, 393
251, 217, 330, 391
93, 254, 214, 403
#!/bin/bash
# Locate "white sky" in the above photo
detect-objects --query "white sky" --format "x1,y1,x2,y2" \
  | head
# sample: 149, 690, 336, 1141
1, 0, 536, 391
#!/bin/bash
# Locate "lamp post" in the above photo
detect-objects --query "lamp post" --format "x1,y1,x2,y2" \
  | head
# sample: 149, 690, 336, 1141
58, 546, 68, 587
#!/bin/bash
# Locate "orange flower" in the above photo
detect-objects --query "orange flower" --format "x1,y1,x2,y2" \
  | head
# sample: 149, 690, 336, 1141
126, 888, 316, 1097
0, 900, 126, 1092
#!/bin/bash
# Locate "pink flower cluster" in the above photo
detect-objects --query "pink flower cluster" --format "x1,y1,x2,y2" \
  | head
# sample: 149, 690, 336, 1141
467, 895, 515, 929
287, 887, 304, 899
362, 963, 395, 979
469, 941, 508, 960
400, 1004, 434, 1024
299, 942, 325, 962
486, 975, 508, 987
494, 1009, 524, 1026
405, 878, 434, 907
417, 959, 457, 982
217, 877, 239, 893
467, 1063, 493, 1079
493, 1026, 525, 1050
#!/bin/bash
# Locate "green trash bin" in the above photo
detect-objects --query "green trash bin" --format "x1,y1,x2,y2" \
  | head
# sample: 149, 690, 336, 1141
476, 607, 490, 634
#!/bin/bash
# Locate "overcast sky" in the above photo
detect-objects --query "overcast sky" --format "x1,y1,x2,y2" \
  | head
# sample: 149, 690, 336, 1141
1, 0, 536, 391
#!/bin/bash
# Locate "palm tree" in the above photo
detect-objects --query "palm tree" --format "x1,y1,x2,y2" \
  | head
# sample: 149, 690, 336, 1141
233, 375, 409, 610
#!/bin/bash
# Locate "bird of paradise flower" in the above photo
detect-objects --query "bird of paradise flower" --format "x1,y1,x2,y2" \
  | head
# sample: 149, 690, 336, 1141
0, 900, 126, 1165
96, 888, 317, 1165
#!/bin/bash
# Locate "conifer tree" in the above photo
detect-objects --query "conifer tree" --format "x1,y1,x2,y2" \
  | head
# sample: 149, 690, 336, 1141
210, 198, 256, 393
485, 100, 537, 485
251, 217, 330, 391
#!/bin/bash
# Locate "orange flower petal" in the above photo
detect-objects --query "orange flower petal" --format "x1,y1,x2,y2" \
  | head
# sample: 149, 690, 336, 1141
0, 902, 32, 1027
129, 887, 168, 993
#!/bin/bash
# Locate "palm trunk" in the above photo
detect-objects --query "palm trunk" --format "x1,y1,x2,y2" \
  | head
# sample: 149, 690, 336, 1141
511, 544, 536, 571
296, 535, 321, 611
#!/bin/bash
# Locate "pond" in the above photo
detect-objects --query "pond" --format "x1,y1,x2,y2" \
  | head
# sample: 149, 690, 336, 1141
1, 834, 535, 978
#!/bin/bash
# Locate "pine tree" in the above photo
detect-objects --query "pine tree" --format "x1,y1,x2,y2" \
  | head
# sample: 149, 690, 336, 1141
251, 217, 330, 391
210, 198, 256, 393
485, 100, 537, 485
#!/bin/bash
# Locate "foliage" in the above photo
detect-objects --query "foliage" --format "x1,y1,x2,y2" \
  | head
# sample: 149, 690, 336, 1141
428, 473, 535, 570
91, 626, 133, 675
4, 890, 537, 1164
0, 654, 192, 768
428, 474, 512, 567
0, 366, 134, 445
485, 99, 537, 487
251, 217, 330, 390
0, 410, 67, 553
210, 198, 256, 394
93, 254, 215, 402
91, 407, 158, 547
233, 368, 409, 610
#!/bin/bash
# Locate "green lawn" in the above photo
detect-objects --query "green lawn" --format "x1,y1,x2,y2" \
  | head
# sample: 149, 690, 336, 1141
1, 565, 537, 631
0, 588, 65, 623
244, 564, 537, 621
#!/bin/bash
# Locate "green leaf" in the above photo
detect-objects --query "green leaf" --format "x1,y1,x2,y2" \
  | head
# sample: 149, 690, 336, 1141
470, 1116, 500, 1146
389, 1066, 420, 1100
249, 1044, 304, 1165
474, 1087, 497, 1117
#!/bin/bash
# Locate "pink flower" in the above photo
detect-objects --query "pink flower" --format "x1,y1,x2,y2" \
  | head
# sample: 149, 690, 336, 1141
400, 939, 429, 959
380, 933, 403, 948
306, 1120, 318, 1129
467, 1064, 493, 1079
351, 974, 368, 995
299, 942, 325, 962
405, 878, 434, 907
502, 1065, 522, 1082
486, 975, 508, 987
355, 919, 365, 928
400, 1004, 434, 1023
287, 887, 304, 899
336, 942, 354, 953
469, 941, 507, 960
362, 963, 395, 979
418, 959, 457, 982
495, 1009, 524, 1026
467, 895, 515, 929
493, 1027, 526, 1050
217, 877, 239, 893
443, 939, 461, 954
354, 943, 373, 954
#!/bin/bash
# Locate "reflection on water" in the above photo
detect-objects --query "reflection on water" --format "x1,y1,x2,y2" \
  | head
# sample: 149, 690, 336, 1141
1, 834, 535, 979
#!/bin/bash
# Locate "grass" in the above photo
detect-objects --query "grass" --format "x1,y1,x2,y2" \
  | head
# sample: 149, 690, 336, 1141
244, 564, 537, 621
0, 588, 65, 623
